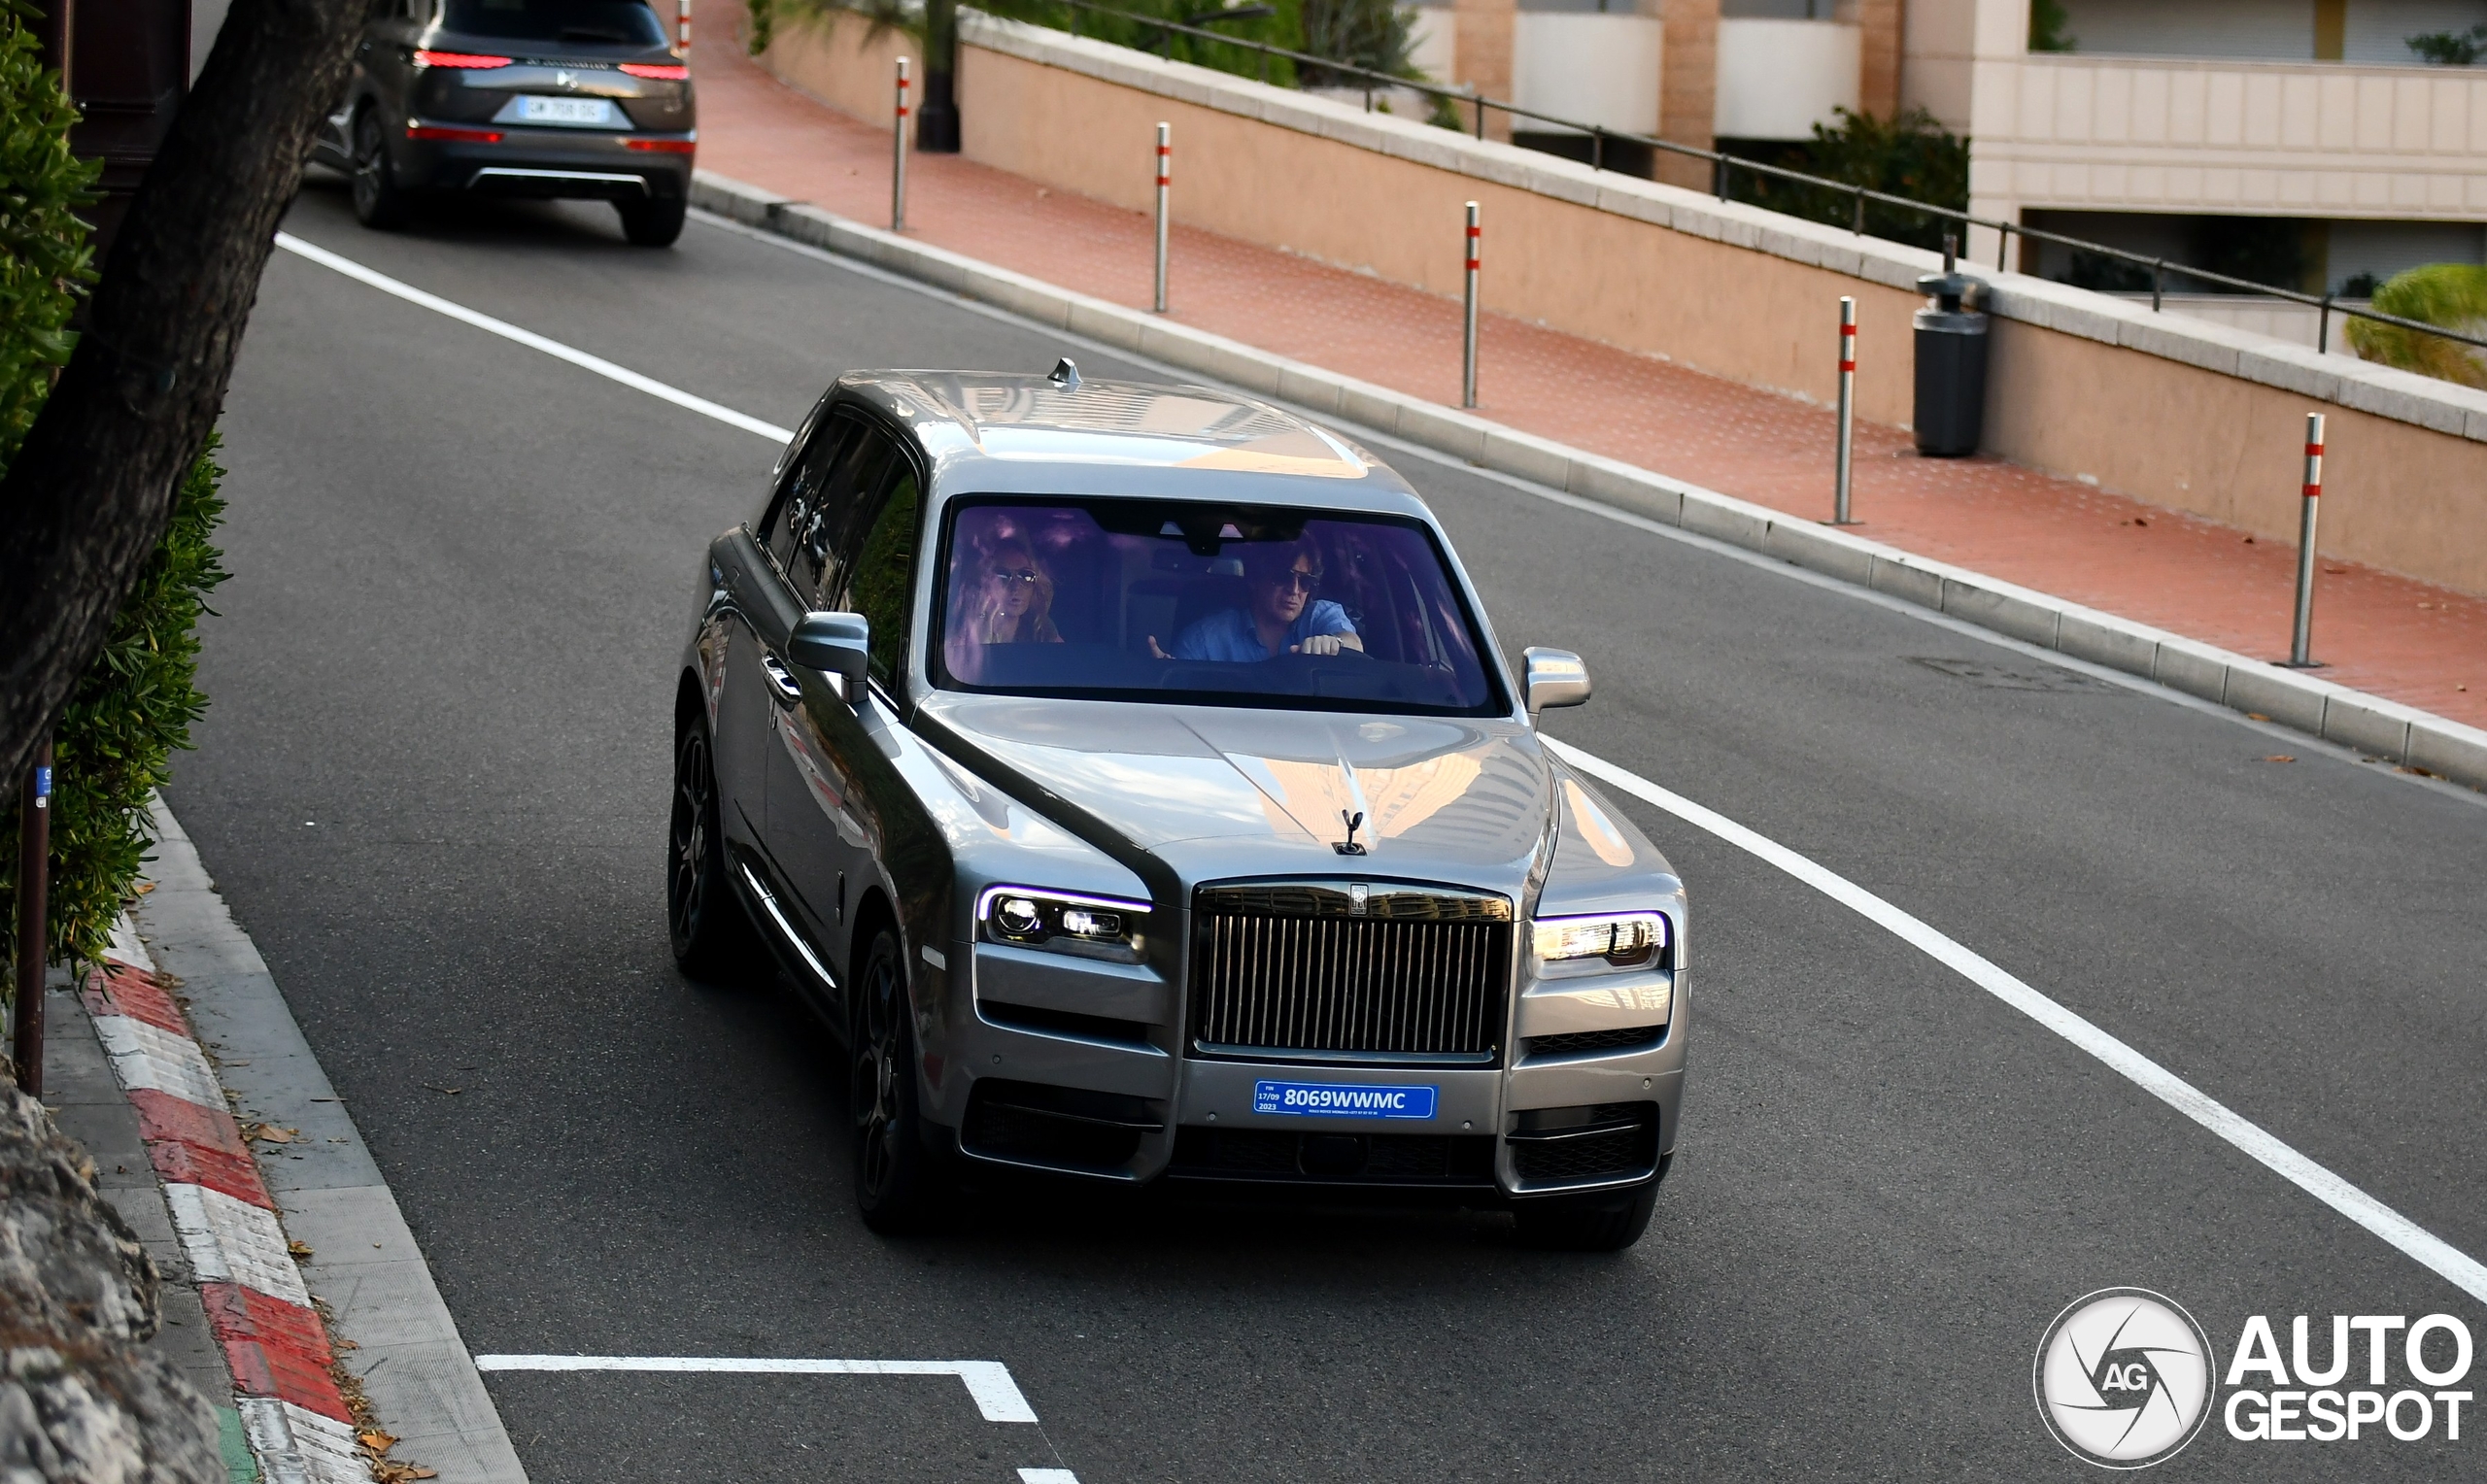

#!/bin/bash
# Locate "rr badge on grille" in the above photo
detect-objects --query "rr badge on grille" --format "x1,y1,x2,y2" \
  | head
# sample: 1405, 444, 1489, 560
1348, 882, 1369, 916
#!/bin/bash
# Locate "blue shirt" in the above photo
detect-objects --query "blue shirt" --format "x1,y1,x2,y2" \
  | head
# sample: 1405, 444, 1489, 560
1170, 600, 1355, 661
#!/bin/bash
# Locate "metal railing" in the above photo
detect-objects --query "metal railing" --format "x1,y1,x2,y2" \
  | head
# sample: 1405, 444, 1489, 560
1029, 0, 2487, 359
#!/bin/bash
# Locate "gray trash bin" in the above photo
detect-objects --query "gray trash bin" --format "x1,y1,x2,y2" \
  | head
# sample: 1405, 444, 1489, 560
1913, 271, 1988, 457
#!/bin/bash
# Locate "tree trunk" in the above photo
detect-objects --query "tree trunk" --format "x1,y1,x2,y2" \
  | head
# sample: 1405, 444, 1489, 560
0, 0, 371, 791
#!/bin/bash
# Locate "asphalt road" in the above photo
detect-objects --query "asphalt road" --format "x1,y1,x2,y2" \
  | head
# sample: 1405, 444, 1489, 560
172, 180, 2487, 1482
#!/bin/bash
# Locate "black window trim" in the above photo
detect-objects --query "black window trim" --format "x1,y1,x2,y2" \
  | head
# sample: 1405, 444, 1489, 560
828, 406, 931, 708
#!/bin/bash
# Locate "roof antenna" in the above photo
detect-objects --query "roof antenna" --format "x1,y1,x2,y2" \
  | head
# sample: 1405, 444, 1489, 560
1048, 356, 1081, 390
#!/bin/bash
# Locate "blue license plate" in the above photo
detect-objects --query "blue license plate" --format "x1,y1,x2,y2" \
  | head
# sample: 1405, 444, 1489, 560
1251, 1080, 1438, 1120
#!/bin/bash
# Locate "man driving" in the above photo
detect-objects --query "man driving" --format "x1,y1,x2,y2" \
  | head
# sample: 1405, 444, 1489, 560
1156, 540, 1363, 661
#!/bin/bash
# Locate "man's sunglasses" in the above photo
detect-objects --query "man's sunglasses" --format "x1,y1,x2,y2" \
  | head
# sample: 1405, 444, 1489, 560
1262, 567, 1322, 592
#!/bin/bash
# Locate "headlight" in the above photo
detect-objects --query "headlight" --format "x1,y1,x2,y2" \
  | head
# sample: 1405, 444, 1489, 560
1532, 911, 1667, 969
977, 886, 1151, 962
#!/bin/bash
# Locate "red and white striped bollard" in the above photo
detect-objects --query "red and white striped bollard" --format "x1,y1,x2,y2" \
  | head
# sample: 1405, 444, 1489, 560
1461, 201, 1481, 409
892, 57, 910, 232
1153, 122, 1171, 315
1834, 296, 1857, 524
2290, 412, 2326, 666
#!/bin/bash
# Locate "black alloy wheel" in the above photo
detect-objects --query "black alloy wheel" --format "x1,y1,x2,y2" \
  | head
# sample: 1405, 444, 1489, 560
1510, 1156, 1668, 1252
350, 108, 411, 229
667, 721, 757, 979
616, 197, 687, 248
851, 927, 948, 1232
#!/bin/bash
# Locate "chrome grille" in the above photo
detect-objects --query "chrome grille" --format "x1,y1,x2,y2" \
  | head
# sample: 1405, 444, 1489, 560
1188, 883, 1512, 1064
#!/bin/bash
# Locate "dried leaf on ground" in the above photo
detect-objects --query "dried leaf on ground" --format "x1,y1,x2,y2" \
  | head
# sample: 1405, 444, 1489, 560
288, 1238, 314, 1260
358, 1430, 397, 1452
247, 1123, 297, 1144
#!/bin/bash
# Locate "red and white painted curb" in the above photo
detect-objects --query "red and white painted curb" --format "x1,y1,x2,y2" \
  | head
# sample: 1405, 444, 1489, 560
84, 938, 370, 1484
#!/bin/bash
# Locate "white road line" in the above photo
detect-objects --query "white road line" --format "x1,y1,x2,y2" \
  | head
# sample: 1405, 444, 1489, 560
286, 233, 2487, 1306
469, 1355, 1039, 1422
271, 233, 797, 444
1544, 734, 2487, 1307
1019, 1471, 1082, 1483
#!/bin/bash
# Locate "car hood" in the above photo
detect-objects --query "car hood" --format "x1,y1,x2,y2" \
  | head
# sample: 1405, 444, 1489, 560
918, 693, 1553, 888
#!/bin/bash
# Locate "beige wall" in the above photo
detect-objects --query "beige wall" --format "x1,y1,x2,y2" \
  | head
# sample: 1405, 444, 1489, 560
761, 9, 915, 129
959, 37, 1925, 425
1984, 329, 2484, 594
765, 14, 2487, 595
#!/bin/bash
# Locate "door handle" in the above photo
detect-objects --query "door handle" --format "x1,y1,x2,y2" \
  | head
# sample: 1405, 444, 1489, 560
761, 653, 803, 705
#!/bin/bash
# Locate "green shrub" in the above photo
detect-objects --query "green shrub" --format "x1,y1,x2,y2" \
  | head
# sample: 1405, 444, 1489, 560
1723, 108, 1970, 253
1295, 0, 1414, 87
0, 2, 93, 458
2406, 25, 2487, 65
941, 0, 1310, 86
0, 4, 229, 991
2029, 0, 2076, 52
2345, 263, 2487, 389
2, 443, 229, 982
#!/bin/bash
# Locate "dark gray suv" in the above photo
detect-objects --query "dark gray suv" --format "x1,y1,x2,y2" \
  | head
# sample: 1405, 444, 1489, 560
312, 0, 695, 245
669, 366, 1689, 1249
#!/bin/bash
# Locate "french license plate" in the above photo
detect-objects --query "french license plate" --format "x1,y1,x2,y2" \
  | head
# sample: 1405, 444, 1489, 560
1252, 1080, 1437, 1120
517, 95, 615, 125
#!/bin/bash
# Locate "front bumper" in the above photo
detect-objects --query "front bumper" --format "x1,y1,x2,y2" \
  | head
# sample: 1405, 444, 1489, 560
397, 124, 693, 200
930, 940, 1686, 1202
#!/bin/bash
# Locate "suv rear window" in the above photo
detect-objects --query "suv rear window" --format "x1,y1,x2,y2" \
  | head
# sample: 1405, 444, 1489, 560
441, 0, 667, 46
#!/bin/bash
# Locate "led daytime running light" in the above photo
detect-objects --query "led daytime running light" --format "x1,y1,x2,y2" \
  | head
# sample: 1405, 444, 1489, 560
1533, 912, 1666, 964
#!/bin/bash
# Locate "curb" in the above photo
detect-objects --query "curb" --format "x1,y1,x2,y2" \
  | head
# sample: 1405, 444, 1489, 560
132, 798, 531, 1484
82, 945, 370, 1484
689, 167, 2487, 793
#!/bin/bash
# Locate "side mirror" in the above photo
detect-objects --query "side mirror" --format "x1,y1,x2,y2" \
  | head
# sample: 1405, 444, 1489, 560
789, 611, 870, 694
1521, 647, 1591, 722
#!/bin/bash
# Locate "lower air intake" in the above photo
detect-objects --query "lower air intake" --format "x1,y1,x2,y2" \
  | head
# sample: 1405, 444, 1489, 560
1507, 1101, 1659, 1185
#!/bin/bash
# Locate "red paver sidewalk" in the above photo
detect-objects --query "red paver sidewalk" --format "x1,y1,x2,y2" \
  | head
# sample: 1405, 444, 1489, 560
694, 40, 2485, 730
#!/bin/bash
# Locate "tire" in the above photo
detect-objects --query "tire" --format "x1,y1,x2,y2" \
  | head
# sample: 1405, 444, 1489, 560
850, 927, 950, 1232
667, 720, 760, 980
1511, 1160, 1668, 1252
617, 197, 687, 247
350, 108, 411, 229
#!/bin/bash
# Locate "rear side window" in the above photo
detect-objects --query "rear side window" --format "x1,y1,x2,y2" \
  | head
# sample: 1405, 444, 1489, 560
837, 461, 923, 687
763, 412, 860, 585
440, 0, 667, 45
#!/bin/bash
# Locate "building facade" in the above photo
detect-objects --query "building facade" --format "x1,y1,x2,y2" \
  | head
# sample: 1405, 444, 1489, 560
1415, 0, 2487, 294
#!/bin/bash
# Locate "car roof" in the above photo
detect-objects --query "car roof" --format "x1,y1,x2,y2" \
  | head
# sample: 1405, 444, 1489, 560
833, 370, 1432, 515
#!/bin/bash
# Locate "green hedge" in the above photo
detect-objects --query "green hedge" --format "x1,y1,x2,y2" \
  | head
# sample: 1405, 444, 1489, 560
0, 4, 229, 992
2345, 263, 2487, 390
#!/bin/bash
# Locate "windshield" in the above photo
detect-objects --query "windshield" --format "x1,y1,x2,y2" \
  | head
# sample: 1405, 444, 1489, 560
441, 0, 668, 45
934, 499, 1505, 715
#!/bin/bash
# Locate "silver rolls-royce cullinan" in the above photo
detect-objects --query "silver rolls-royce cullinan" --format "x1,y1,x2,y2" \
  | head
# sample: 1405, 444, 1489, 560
669, 363, 1687, 1249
